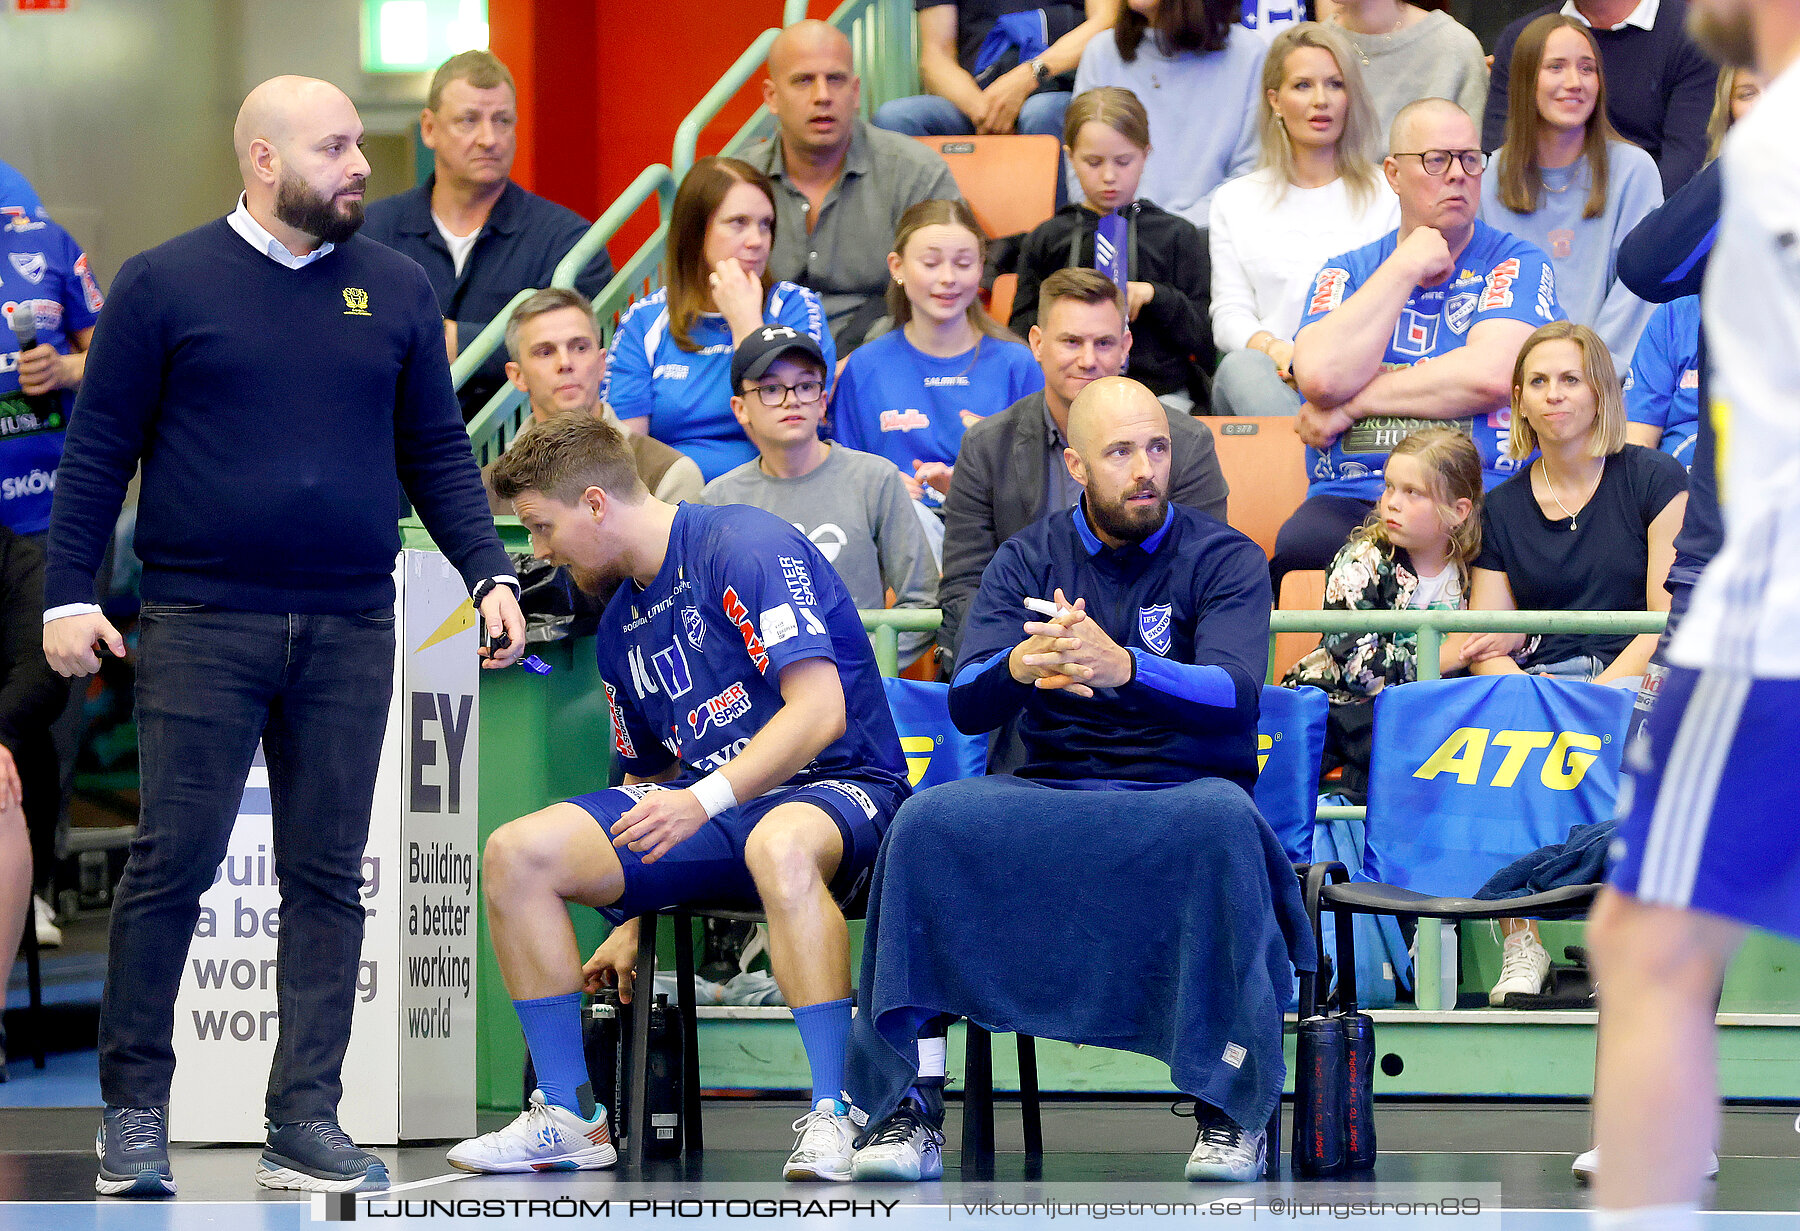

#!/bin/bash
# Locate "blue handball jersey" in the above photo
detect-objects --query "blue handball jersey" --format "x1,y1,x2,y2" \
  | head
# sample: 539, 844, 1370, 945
600, 282, 834, 483
1, 214, 103, 534
1297, 220, 1564, 499
595, 503, 907, 788
828, 329, 1042, 484
1624, 296, 1701, 469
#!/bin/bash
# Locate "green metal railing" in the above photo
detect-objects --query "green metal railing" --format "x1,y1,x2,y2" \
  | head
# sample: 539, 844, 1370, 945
1269, 607, 1668, 685
860, 608, 941, 677
459, 0, 920, 463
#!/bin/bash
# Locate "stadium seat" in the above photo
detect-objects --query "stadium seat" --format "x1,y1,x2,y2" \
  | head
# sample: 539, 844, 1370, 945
1272, 570, 1326, 682
914, 135, 1060, 239
987, 272, 1018, 327
1303, 674, 1635, 1010
1209, 418, 1307, 560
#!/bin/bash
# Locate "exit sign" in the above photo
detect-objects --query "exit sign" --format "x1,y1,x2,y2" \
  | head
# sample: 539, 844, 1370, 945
15, 0, 73, 11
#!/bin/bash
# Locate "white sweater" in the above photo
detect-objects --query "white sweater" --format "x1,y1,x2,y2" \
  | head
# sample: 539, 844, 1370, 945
1207, 166, 1402, 352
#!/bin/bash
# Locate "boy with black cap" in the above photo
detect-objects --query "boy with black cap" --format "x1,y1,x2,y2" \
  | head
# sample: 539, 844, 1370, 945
447, 327, 910, 1181
706, 325, 939, 667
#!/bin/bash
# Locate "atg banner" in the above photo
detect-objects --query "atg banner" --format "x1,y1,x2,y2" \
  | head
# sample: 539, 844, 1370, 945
1366, 676, 1634, 896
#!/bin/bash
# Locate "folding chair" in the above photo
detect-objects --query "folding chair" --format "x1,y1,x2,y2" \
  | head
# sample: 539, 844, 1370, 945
1308, 674, 1635, 1010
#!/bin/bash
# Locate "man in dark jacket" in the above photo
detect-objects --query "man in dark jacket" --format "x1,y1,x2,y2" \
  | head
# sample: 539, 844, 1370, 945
362, 51, 614, 418
938, 267, 1228, 664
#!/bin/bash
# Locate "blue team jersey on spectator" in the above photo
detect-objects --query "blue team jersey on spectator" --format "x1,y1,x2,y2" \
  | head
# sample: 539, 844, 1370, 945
595, 502, 907, 788
828, 328, 1042, 486
1, 214, 102, 533
600, 282, 834, 483
1624, 295, 1700, 470
1297, 219, 1564, 499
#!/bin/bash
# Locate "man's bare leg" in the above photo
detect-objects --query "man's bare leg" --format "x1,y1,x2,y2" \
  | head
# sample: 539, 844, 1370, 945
744, 803, 849, 1008
483, 803, 629, 999
1589, 887, 1743, 1213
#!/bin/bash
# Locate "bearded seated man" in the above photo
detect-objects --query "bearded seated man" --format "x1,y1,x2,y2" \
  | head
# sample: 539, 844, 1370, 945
839, 377, 1314, 1185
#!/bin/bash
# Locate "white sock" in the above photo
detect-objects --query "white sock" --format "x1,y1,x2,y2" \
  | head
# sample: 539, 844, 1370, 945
917, 1037, 947, 1079
1591, 1204, 1701, 1231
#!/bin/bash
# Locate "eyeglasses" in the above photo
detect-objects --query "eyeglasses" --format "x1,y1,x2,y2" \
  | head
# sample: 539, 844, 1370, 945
1393, 149, 1489, 177
748, 379, 825, 407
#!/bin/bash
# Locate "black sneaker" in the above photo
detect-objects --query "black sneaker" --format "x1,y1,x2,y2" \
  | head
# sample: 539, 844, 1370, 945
95, 1105, 177, 1197
257, 1120, 390, 1192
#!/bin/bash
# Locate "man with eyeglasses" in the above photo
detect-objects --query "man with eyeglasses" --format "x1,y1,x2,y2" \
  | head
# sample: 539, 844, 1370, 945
703, 327, 939, 668
1273, 97, 1566, 590
455, 396, 911, 1182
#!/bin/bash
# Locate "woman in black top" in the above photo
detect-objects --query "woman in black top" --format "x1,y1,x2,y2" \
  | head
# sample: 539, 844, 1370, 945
1449, 321, 1686, 1008
1455, 320, 1688, 687
1008, 86, 1213, 408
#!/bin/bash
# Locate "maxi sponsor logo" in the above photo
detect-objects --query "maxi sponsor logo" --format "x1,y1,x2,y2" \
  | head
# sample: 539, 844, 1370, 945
722, 586, 770, 673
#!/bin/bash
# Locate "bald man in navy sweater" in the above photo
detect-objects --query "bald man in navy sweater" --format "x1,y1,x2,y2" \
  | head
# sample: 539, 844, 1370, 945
43, 76, 525, 1199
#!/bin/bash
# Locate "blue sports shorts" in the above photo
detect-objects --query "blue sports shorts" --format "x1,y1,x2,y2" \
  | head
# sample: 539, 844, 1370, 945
568, 772, 908, 923
1609, 665, 1800, 941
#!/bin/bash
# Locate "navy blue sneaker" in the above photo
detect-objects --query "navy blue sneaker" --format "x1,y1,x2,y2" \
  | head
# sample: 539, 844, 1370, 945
95, 1105, 177, 1197
257, 1120, 390, 1192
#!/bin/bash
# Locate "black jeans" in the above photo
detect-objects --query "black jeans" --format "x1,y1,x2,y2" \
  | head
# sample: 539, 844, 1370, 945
99, 604, 395, 1121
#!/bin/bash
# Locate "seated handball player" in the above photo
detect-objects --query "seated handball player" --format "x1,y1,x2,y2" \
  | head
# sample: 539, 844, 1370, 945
451, 332, 910, 1180
841, 376, 1314, 1184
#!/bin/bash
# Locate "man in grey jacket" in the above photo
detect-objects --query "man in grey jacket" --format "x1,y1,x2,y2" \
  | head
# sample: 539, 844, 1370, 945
938, 268, 1229, 665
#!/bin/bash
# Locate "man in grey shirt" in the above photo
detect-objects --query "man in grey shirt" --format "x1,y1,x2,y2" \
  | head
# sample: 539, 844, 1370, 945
747, 20, 963, 356
940, 269, 1229, 665
704, 326, 939, 666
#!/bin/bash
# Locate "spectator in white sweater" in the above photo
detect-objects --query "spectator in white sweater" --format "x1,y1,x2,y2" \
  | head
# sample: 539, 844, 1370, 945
1479, 13, 1662, 371
1072, 0, 1267, 227
1208, 22, 1399, 416
1323, 1, 1487, 153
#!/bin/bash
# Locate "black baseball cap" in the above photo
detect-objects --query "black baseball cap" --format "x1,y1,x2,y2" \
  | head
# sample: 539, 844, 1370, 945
731, 325, 827, 389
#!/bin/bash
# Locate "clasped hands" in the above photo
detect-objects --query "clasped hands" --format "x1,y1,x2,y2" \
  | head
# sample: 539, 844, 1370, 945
1008, 587, 1133, 698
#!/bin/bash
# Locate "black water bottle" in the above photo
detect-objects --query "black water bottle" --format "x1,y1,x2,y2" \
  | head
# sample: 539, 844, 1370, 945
1340, 1011, 1377, 1170
615, 994, 686, 1159
1292, 1013, 1347, 1176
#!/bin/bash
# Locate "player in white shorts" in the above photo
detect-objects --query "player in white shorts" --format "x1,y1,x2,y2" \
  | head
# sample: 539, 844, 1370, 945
1589, 3, 1800, 1227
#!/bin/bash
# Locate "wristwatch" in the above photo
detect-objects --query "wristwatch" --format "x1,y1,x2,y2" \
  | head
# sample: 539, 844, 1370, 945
1030, 58, 1051, 84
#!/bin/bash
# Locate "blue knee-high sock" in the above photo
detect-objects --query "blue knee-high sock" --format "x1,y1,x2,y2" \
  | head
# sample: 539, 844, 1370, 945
515, 992, 595, 1118
790, 998, 853, 1108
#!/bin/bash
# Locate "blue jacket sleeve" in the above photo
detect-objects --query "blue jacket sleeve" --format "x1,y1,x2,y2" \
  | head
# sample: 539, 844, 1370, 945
1616, 158, 1721, 304
392, 269, 513, 591
946, 537, 1039, 734
1116, 533, 1269, 732
43, 255, 162, 610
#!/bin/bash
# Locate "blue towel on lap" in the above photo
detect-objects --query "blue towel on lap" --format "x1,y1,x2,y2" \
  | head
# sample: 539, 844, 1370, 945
843, 776, 1316, 1133
1473, 820, 1616, 900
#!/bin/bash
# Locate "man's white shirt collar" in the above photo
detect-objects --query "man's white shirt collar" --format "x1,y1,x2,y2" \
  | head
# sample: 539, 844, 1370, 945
1561, 0, 1658, 32
228, 193, 335, 269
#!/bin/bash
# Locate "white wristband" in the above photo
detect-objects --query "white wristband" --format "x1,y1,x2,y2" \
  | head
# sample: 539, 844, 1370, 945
688, 771, 739, 819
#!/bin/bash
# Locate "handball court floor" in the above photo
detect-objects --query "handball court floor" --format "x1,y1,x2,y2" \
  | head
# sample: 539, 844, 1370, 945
2, 1099, 1798, 1229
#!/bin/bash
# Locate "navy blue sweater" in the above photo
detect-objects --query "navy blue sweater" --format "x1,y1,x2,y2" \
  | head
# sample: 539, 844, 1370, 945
1483, 4, 1718, 197
45, 218, 511, 613
950, 502, 1271, 788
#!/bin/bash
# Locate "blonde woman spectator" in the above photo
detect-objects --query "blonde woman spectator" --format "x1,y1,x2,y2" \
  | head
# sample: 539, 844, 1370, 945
1209, 22, 1398, 415
1479, 13, 1662, 370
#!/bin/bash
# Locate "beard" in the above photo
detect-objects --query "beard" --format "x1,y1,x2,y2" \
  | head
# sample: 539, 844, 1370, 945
1687, 4, 1757, 69
567, 562, 625, 606
274, 170, 366, 244
1086, 481, 1168, 545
